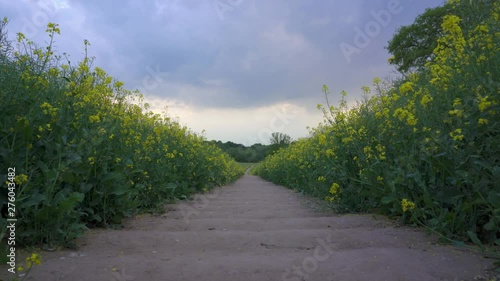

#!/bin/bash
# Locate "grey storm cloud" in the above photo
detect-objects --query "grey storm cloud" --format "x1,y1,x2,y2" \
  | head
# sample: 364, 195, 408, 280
1, 0, 442, 110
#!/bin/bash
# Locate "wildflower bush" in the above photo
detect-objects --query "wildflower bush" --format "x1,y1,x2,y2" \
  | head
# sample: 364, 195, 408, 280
0, 19, 243, 247
256, 0, 499, 244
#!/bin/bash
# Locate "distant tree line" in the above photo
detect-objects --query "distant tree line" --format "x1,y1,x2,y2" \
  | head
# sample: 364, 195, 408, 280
208, 132, 293, 163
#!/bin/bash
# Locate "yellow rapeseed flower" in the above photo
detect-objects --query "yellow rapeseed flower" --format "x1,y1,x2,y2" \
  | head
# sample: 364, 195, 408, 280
14, 174, 28, 185
407, 114, 417, 126
89, 114, 101, 123
401, 198, 415, 212
318, 134, 327, 145
26, 253, 42, 268
399, 82, 414, 95
40, 102, 58, 117
420, 95, 433, 107
329, 183, 339, 195
449, 109, 464, 118
477, 95, 492, 112
325, 196, 335, 202
450, 129, 464, 141
478, 118, 489, 125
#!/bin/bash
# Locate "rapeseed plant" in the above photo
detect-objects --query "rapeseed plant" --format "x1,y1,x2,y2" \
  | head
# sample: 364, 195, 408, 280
0, 20, 243, 247
256, 0, 499, 244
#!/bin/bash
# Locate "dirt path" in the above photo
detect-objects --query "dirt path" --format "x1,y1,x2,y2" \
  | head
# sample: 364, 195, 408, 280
1, 175, 495, 281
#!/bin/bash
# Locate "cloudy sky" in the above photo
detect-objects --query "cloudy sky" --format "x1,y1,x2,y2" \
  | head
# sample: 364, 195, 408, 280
1, 0, 442, 145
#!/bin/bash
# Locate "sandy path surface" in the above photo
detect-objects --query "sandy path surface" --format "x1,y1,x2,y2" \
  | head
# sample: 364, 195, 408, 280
1, 175, 495, 281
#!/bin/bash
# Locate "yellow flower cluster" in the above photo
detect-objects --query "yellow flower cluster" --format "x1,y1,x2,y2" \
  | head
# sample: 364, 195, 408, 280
40, 102, 59, 117
18, 253, 42, 272
450, 129, 464, 141
325, 183, 340, 202
14, 174, 28, 185
401, 199, 416, 212
88, 114, 101, 123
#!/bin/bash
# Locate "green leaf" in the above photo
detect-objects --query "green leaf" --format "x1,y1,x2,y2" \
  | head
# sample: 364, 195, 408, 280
64, 152, 82, 165
21, 192, 46, 208
45, 169, 59, 184
61, 172, 75, 184
492, 166, 500, 179
165, 183, 177, 190
92, 214, 102, 223
36, 160, 49, 174
487, 190, 500, 207
108, 185, 129, 196
483, 218, 497, 231
58, 192, 84, 212
467, 230, 482, 246
79, 183, 94, 194
102, 172, 128, 195
381, 196, 395, 204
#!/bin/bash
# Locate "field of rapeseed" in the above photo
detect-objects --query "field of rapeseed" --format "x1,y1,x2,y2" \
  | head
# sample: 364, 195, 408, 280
0, 20, 243, 247
256, 0, 499, 244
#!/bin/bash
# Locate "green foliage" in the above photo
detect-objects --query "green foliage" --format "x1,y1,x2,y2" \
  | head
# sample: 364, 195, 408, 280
256, 0, 500, 244
210, 141, 272, 163
387, 0, 497, 74
269, 132, 292, 146
0, 21, 243, 247
387, 5, 448, 73
268, 132, 292, 155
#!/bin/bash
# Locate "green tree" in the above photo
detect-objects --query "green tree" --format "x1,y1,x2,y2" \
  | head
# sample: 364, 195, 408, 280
386, 5, 449, 74
268, 132, 292, 155
269, 132, 292, 146
387, 0, 496, 74
0, 17, 12, 56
